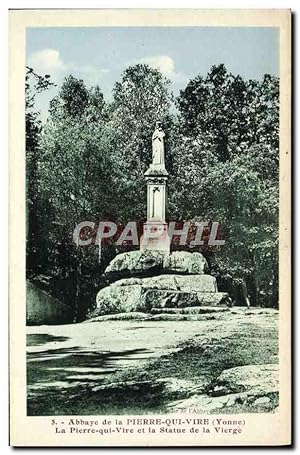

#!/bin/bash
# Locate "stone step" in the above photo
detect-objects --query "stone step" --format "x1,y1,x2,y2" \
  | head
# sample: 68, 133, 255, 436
150, 306, 229, 315
87, 309, 230, 322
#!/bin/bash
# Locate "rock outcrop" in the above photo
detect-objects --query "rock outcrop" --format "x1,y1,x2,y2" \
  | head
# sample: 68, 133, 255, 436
104, 250, 208, 283
92, 250, 231, 317
93, 285, 143, 316
168, 363, 279, 413
210, 364, 279, 396
111, 274, 217, 292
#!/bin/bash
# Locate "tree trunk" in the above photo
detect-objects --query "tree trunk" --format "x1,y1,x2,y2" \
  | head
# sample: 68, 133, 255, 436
232, 278, 250, 307
74, 260, 82, 322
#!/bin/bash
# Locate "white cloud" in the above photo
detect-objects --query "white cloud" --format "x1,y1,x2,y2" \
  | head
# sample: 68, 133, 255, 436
27, 49, 110, 87
28, 49, 66, 74
138, 55, 175, 77
137, 55, 188, 84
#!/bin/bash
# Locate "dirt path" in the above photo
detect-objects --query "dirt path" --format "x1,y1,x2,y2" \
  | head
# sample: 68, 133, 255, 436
27, 308, 278, 415
27, 319, 213, 388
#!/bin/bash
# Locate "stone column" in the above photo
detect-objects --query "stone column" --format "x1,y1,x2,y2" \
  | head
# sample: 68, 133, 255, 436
140, 124, 170, 253
147, 177, 167, 222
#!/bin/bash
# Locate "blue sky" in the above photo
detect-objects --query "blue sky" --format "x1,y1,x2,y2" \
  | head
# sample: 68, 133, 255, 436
26, 27, 279, 119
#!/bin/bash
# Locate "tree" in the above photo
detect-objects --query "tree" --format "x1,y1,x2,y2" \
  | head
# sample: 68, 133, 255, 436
39, 76, 115, 320
26, 66, 55, 275
175, 65, 279, 307
106, 64, 176, 221
29, 62, 279, 315
37, 66, 176, 318
56, 75, 89, 117
177, 64, 279, 162
201, 147, 278, 307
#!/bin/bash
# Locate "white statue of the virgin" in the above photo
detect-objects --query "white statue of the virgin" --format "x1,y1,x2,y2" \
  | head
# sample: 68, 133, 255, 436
152, 121, 165, 166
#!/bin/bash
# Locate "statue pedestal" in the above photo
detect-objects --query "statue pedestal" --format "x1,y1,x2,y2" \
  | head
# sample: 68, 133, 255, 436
144, 166, 168, 222
140, 125, 170, 253
142, 163, 169, 253
140, 222, 170, 253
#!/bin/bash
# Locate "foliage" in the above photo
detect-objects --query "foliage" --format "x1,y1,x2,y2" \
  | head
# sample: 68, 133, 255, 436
26, 63, 280, 317
107, 64, 175, 220
174, 64, 279, 306
26, 67, 56, 274
35, 76, 116, 319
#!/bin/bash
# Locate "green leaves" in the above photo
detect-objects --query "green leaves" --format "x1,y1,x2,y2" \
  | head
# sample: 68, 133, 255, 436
177, 64, 279, 161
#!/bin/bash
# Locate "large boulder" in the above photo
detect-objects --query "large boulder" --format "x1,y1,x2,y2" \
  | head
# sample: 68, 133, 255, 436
104, 250, 208, 282
93, 285, 199, 316
143, 289, 199, 310
94, 284, 143, 315
105, 250, 164, 282
163, 251, 208, 275
142, 290, 229, 311
111, 274, 217, 293
93, 250, 224, 317
92, 280, 230, 317
197, 292, 231, 306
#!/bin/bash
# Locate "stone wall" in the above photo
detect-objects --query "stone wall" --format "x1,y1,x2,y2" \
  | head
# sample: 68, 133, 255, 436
26, 281, 74, 325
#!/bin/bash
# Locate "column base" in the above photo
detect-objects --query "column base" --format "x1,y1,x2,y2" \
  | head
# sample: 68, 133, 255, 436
140, 222, 170, 253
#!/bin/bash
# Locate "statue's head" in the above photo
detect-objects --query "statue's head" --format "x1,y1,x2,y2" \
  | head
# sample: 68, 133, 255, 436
155, 121, 162, 130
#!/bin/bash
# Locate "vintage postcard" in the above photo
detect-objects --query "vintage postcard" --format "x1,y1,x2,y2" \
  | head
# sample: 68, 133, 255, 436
9, 9, 291, 446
